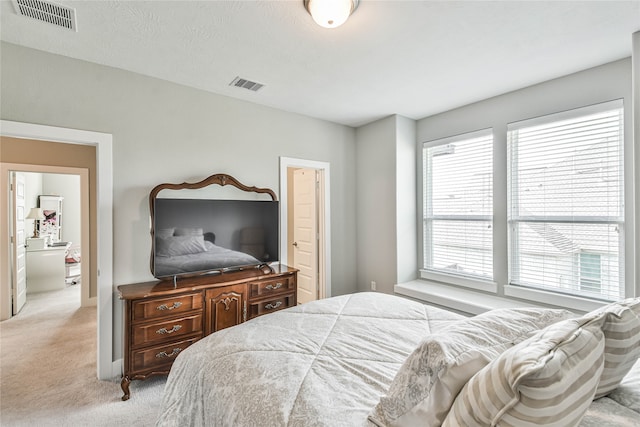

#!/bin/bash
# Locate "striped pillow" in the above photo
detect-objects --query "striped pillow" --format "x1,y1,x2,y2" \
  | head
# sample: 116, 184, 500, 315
367, 308, 574, 427
442, 317, 605, 427
585, 297, 640, 398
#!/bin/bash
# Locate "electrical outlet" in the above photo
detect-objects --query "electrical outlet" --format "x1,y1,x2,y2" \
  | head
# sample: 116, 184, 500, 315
371, 281, 377, 291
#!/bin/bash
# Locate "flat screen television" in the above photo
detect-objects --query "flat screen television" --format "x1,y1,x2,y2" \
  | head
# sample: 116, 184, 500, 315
152, 198, 279, 279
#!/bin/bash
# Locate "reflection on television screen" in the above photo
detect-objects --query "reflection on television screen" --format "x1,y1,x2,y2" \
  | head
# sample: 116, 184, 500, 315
153, 199, 279, 279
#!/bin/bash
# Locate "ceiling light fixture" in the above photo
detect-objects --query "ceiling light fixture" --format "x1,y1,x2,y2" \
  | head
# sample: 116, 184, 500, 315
304, 0, 359, 29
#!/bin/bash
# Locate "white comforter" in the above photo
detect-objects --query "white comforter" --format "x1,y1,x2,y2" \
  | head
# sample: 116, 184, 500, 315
156, 292, 463, 427
156, 292, 640, 427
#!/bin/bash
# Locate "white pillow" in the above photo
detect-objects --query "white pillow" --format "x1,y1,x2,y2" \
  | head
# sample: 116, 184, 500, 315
367, 308, 574, 427
156, 235, 207, 257
173, 227, 204, 236
155, 228, 175, 238
443, 316, 605, 427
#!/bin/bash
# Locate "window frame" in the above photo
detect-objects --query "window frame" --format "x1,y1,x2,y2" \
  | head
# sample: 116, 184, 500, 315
421, 128, 497, 293
507, 99, 625, 302
419, 99, 632, 312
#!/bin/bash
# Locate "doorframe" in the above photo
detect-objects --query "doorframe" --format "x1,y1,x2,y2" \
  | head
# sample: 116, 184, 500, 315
10, 171, 27, 315
279, 157, 331, 299
0, 120, 113, 380
5, 165, 90, 306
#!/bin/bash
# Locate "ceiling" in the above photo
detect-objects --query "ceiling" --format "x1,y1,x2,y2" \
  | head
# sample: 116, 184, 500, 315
1, 0, 639, 128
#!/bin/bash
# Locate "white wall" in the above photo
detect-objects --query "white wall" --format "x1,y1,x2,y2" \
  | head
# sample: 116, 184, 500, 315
417, 58, 632, 143
633, 31, 640, 298
1, 42, 357, 361
396, 116, 417, 284
416, 58, 635, 300
355, 116, 397, 294
355, 115, 417, 294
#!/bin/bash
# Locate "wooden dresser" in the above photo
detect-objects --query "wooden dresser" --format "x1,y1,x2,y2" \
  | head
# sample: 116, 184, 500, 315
117, 264, 297, 400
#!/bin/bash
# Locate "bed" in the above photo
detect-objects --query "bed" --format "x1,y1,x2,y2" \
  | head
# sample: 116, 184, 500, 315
153, 229, 260, 277
156, 292, 640, 427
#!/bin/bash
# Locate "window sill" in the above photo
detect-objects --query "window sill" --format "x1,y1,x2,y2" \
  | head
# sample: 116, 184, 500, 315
394, 280, 572, 316
419, 269, 497, 293
503, 285, 606, 313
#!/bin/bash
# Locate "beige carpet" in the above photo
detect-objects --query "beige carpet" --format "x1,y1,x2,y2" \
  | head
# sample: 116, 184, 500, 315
0, 285, 166, 426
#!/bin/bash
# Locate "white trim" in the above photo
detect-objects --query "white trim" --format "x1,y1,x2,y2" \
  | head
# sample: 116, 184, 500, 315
504, 284, 606, 312
507, 98, 624, 131
422, 130, 495, 284
279, 157, 331, 298
419, 269, 497, 293
397, 279, 606, 316
422, 127, 493, 147
632, 31, 640, 298
507, 101, 627, 302
113, 358, 124, 378
0, 120, 113, 380
395, 280, 543, 316
2, 164, 92, 307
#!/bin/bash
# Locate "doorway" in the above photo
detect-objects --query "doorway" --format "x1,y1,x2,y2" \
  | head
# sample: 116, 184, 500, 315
9, 169, 88, 310
0, 120, 113, 380
280, 157, 331, 302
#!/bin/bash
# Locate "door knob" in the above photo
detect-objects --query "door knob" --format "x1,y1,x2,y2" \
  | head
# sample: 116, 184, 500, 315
292, 242, 298, 247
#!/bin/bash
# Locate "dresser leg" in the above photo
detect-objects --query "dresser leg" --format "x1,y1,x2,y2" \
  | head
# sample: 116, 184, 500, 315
121, 375, 131, 401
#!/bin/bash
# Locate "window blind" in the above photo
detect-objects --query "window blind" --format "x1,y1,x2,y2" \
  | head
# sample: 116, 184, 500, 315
423, 130, 493, 280
508, 100, 624, 301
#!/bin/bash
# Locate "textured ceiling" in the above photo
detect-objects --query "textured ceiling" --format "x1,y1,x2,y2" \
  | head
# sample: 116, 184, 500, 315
1, 0, 639, 127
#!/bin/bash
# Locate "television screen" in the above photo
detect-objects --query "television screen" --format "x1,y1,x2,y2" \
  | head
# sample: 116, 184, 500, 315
152, 198, 279, 278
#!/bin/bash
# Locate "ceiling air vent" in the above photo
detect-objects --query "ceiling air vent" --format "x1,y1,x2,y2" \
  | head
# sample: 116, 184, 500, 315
12, 0, 77, 31
229, 77, 264, 92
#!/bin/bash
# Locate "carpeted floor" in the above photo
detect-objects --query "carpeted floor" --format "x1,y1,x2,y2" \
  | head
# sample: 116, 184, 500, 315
0, 285, 166, 426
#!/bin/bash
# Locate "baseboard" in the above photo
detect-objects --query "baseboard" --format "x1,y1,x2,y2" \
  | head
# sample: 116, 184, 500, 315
112, 358, 123, 380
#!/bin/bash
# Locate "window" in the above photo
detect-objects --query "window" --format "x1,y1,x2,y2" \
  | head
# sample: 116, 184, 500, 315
422, 130, 493, 282
508, 100, 624, 301
420, 100, 626, 306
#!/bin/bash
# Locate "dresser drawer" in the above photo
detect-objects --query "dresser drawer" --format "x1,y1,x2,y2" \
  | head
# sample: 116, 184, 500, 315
132, 313, 203, 348
248, 276, 295, 299
131, 337, 199, 372
132, 292, 203, 322
247, 293, 296, 319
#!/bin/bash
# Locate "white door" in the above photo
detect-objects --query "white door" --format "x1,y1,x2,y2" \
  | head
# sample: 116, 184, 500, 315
293, 169, 318, 304
11, 172, 27, 315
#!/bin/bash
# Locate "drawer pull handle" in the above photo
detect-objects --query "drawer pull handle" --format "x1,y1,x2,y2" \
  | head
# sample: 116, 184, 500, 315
265, 301, 283, 310
157, 302, 182, 311
156, 348, 182, 359
156, 325, 182, 335
266, 283, 283, 291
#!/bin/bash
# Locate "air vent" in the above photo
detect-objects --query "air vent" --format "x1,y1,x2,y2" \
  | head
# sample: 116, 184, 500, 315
12, 0, 77, 31
229, 77, 264, 92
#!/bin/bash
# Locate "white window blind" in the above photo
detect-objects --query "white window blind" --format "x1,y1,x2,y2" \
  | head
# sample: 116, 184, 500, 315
508, 100, 624, 301
423, 130, 493, 281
